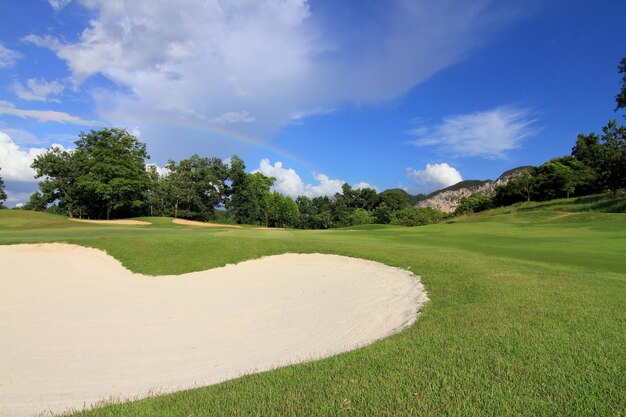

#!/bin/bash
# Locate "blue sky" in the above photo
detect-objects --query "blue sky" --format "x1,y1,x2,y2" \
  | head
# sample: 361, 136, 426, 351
0, 0, 624, 206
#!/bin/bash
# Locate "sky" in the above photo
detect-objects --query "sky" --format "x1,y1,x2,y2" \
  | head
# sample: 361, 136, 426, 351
0, 0, 625, 206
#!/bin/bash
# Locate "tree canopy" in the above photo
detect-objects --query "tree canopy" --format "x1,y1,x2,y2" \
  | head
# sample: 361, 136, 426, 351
0, 167, 7, 208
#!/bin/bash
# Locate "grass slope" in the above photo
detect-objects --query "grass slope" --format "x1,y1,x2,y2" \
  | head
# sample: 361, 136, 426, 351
0, 208, 624, 416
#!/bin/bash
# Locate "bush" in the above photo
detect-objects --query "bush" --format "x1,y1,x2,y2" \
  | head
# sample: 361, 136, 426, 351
454, 194, 494, 215
391, 207, 447, 226
350, 208, 374, 226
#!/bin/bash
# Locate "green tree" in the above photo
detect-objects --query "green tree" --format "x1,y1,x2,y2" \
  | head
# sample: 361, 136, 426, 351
454, 194, 494, 215
350, 208, 374, 225
145, 165, 169, 217
226, 157, 275, 225
391, 207, 447, 226
372, 202, 392, 224
296, 195, 316, 228
311, 196, 333, 229
572, 120, 626, 197
31, 146, 84, 217
264, 192, 300, 228
378, 189, 410, 211
166, 155, 228, 220
597, 120, 626, 196
616, 57, 626, 116
0, 167, 7, 208
23, 191, 48, 211
73, 128, 150, 219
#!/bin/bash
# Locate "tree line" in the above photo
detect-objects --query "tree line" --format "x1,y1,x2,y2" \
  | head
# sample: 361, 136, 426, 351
16, 127, 446, 228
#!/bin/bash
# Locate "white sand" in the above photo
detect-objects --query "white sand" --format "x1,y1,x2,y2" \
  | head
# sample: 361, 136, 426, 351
172, 218, 242, 228
69, 219, 151, 225
0, 244, 428, 417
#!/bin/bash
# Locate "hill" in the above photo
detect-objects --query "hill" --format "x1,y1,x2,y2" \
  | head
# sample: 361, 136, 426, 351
385, 166, 533, 213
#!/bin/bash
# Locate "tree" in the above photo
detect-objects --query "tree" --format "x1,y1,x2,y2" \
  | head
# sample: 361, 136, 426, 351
616, 57, 626, 116
372, 202, 392, 224
31, 146, 84, 217
23, 191, 48, 211
0, 167, 7, 208
454, 194, 493, 215
145, 165, 169, 217
72, 128, 151, 219
226, 157, 275, 225
378, 189, 410, 211
264, 192, 300, 228
572, 120, 626, 197
350, 208, 374, 225
391, 207, 447, 226
166, 155, 228, 220
596, 120, 626, 196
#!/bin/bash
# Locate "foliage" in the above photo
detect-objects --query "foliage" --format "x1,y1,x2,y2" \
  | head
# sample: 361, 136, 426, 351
23, 191, 48, 211
349, 208, 374, 225
31, 146, 81, 216
74, 128, 151, 219
378, 189, 410, 211
31, 128, 151, 219
454, 194, 494, 215
226, 157, 275, 225
616, 57, 626, 115
263, 192, 300, 228
390, 207, 447, 226
0, 167, 6, 208
572, 120, 626, 197
165, 155, 229, 220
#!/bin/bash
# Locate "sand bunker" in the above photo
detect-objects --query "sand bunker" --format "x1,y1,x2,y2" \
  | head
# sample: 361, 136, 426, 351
172, 218, 242, 228
0, 244, 428, 417
70, 218, 151, 225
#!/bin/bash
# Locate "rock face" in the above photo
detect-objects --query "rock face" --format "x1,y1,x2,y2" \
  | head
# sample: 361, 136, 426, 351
416, 166, 532, 213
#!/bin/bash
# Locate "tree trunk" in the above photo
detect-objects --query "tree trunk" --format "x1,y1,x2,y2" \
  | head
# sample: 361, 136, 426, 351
174, 199, 179, 219
106, 203, 111, 220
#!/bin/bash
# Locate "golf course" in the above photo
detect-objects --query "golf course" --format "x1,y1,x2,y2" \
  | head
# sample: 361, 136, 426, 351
1, 196, 624, 416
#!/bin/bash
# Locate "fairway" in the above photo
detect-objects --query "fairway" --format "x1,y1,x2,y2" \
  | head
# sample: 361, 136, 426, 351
0, 209, 624, 416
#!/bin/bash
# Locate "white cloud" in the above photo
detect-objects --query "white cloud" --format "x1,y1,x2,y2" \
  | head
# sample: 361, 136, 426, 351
48, 0, 72, 10
408, 107, 537, 159
353, 182, 378, 192
406, 163, 462, 193
255, 159, 374, 198
0, 43, 21, 68
209, 111, 255, 125
0, 100, 104, 126
12, 79, 65, 102
0, 132, 50, 182
24, 0, 513, 140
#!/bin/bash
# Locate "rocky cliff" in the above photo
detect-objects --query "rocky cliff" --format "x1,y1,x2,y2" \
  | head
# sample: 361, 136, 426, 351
416, 166, 533, 213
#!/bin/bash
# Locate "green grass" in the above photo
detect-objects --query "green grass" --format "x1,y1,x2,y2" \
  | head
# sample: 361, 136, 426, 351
1, 208, 624, 416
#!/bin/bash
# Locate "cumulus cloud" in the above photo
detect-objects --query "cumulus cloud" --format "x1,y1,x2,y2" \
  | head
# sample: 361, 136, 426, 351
12, 79, 65, 102
0, 100, 104, 126
23, 0, 513, 139
0, 43, 20, 68
408, 107, 538, 159
255, 159, 374, 198
406, 163, 462, 193
0, 132, 50, 182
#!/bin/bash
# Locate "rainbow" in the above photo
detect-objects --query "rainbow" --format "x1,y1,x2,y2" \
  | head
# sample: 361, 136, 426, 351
112, 115, 315, 171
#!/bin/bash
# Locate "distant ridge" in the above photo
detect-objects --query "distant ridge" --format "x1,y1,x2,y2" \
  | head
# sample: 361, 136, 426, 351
383, 166, 533, 213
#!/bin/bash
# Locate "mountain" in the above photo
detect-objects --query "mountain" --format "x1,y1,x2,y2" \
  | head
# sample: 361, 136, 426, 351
398, 166, 533, 213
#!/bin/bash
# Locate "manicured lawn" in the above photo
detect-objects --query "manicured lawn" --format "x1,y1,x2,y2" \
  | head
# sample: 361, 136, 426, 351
1, 208, 624, 416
